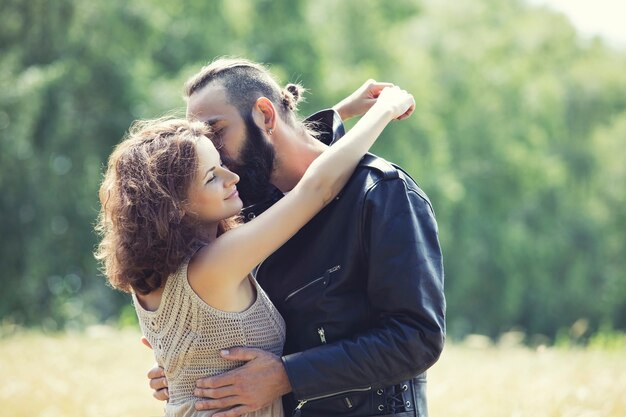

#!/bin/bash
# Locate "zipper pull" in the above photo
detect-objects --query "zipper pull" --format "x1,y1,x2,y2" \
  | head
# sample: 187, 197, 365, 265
318, 327, 327, 344
293, 400, 308, 417
327, 265, 341, 274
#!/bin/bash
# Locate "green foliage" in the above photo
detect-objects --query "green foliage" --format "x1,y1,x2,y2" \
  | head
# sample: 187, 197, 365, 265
588, 325, 626, 351
1, 0, 625, 341
117, 304, 139, 329
554, 321, 626, 350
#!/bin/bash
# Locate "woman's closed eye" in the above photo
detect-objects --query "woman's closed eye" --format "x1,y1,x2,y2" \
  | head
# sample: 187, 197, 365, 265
205, 161, 227, 185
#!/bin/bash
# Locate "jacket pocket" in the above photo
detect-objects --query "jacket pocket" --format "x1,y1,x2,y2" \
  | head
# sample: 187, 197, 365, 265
283, 265, 341, 303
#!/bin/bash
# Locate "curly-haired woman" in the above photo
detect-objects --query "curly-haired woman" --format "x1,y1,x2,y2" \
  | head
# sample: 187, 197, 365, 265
95, 86, 414, 417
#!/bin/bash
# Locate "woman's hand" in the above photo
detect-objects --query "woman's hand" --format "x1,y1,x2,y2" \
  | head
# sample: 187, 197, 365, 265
372, 86, 416, 121
332, 79, 395, 121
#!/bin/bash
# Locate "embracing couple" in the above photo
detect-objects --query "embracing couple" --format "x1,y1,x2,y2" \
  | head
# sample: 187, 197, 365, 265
96, 58, 445, 417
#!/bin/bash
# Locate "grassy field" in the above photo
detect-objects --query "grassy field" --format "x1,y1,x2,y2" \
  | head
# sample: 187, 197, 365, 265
1, 328, 625, 417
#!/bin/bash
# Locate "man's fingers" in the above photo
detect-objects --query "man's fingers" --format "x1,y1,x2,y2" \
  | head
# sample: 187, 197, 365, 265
195, 396, 240, 411
147, 365, 165, 380
213, 405, 252, 417
153, 388, 169, 401
220, 347, 261, 362
149, 376, 168, 391
194, 385, 237, 399
140, 336, 152, 349
195, 349, 260, 389
197, 371, 236, 389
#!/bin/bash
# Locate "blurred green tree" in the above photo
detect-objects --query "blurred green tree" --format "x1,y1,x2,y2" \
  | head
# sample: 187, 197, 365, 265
0, 0, 624, 341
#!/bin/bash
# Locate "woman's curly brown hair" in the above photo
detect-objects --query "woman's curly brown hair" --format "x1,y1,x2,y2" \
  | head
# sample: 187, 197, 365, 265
95, 118, 239, 295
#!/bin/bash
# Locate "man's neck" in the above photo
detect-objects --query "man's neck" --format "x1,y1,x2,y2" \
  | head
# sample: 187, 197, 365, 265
271, 129, 327, 193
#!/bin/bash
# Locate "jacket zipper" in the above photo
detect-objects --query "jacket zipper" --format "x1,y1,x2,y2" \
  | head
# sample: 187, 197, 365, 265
292, 386, 372, 416
294, 325, 367, 415
293, 400, 307, 417
318, 324, 354, 410
288, 265, 345, 417
284, 265, 341, 302
317, 327, 327, 344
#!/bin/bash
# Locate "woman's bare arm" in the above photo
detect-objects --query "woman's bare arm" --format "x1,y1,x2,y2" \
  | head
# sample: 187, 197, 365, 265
193, 87, 414, 289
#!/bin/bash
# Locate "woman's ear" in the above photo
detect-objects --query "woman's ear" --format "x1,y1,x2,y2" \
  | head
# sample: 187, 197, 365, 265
253, 97, 276, 135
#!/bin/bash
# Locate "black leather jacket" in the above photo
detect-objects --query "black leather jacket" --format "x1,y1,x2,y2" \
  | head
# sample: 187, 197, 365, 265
244, 110, 446, 417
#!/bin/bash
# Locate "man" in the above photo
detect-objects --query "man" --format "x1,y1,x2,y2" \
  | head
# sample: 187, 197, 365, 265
147, 58, 445, 417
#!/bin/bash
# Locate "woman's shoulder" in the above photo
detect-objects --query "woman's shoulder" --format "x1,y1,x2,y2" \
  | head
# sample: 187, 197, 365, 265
134, 263, 188, 313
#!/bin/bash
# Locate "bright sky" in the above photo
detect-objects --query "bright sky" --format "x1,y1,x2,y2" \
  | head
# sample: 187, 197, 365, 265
527, 0, 626, 48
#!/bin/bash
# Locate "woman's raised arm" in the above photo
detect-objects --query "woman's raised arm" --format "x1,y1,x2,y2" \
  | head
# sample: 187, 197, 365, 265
195, 86, 415, 286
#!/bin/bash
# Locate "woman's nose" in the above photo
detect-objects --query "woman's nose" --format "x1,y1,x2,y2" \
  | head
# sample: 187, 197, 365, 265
225, 169, 239, 187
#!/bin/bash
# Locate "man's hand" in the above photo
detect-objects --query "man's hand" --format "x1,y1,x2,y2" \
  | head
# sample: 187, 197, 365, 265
148, 364, 169, 400
333, 79, 395, 121
142, 336, 169, 401
194, 347, 292, 417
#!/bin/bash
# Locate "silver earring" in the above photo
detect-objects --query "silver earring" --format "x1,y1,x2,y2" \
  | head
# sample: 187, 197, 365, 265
267, 128, 273, 135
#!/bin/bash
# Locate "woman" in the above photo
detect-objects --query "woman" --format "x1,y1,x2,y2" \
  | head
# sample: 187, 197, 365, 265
95, 86, 414, 416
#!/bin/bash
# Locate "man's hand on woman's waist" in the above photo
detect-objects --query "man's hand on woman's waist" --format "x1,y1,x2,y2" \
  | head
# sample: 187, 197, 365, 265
194, 347, 292, 417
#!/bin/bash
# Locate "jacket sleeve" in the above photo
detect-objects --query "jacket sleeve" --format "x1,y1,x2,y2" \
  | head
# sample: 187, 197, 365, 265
281, 176, 446, 401
303, 108, 345, 146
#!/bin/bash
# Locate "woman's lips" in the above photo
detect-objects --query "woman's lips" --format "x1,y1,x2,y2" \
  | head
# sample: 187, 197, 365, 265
225, 189, 239, 200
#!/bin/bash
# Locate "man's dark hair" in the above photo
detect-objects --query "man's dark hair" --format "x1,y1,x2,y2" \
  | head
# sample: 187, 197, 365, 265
184, 57, 304, 122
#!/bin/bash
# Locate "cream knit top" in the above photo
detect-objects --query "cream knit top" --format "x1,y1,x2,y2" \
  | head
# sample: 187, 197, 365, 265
133, 260, 286, 417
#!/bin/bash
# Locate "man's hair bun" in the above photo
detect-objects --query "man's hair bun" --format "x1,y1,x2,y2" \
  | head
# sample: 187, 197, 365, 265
282, 83, 305, 111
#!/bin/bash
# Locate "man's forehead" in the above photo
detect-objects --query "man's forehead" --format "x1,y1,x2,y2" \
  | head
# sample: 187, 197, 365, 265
187, 96, 239, 125
187, 82, 227, 110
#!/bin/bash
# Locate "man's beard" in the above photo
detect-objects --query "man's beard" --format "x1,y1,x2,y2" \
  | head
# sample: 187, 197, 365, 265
226, 113, 276, 207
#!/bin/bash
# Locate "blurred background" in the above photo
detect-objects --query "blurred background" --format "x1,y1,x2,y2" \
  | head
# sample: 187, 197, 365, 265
1, 0, 626, 415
